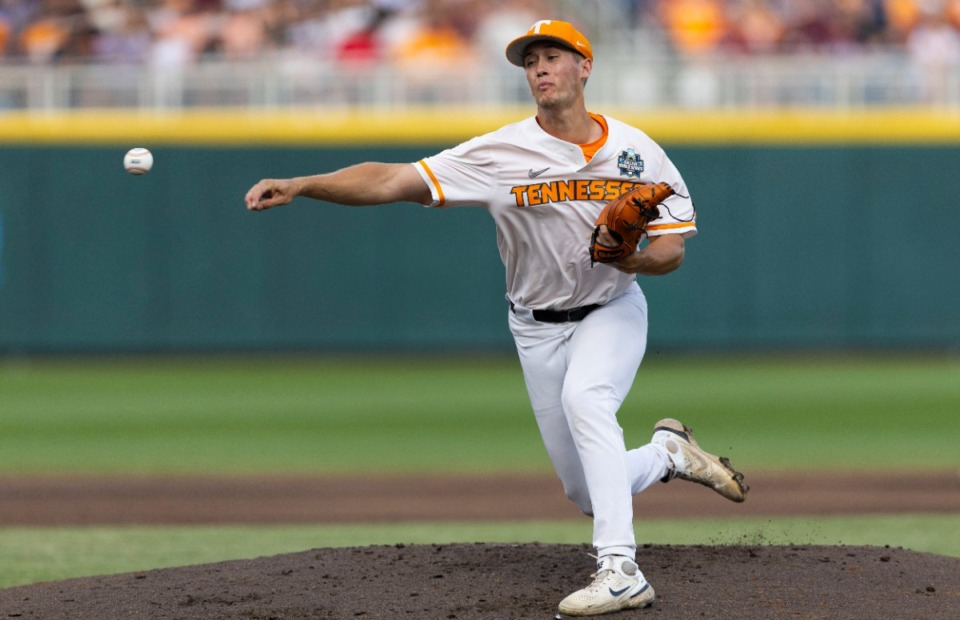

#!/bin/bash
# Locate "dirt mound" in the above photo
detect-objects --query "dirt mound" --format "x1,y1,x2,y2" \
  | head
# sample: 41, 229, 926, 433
2, 543, 957, 619
3, 473, 958, 618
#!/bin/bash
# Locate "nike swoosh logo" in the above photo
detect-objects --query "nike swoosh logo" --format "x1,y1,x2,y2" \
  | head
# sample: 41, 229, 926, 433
528, 167, 550, 178
609, 586, 631, 597
630, 583, 651, 598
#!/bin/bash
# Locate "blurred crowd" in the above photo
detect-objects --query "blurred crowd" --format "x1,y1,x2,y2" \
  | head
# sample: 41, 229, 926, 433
1, 0, 959, 67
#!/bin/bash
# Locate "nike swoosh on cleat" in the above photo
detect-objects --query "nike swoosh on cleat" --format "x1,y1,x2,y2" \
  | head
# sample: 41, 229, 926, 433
630, 583, 651, 598
608, 585, 632, 597
528, 167, 550, 178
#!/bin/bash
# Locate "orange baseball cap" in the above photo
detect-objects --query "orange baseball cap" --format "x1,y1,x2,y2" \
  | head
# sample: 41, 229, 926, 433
505, 20, 593, 67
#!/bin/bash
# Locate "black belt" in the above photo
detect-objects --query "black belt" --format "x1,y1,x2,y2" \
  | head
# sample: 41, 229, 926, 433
510, 302, 601, 323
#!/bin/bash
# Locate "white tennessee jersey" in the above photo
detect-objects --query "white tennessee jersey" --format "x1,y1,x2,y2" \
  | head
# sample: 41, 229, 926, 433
413, 114, 696, 311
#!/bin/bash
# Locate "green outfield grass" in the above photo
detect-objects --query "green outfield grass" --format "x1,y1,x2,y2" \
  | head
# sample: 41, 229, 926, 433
2, 353, 959, 590
1, 354, 958, 473
4, 515, 959, 589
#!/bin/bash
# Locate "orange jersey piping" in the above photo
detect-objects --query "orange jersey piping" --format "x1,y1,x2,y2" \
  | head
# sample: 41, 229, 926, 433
418, 159, 446, 207
647, 221, 696, 232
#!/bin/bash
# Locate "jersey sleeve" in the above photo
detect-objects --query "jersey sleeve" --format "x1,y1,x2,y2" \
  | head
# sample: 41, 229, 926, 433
413, 135, 496, 208
645, 150, 697, 238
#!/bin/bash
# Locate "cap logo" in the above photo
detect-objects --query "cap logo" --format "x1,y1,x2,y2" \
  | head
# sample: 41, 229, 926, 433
531, 20, 553, 34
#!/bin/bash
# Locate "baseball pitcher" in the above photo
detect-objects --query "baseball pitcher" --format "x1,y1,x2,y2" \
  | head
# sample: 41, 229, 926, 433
244, 19, 747, 617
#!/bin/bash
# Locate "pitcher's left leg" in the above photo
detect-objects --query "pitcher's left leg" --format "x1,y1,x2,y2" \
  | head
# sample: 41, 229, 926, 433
562, 286, 648, 558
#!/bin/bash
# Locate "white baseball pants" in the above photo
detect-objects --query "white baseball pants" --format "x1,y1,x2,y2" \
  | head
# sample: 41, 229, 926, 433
508, 283, 672, 559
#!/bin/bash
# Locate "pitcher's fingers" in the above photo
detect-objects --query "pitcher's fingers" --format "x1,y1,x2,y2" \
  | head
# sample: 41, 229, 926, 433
245, 181, 273, 210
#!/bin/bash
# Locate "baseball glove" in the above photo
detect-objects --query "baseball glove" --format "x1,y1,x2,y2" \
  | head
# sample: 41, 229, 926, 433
589, 182, 675, 264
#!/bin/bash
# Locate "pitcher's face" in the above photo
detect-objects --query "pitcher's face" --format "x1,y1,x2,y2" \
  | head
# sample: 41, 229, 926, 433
523, 44, 591, 110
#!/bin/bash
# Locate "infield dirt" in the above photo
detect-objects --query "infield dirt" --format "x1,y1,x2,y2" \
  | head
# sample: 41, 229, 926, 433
1, 471, 959, 619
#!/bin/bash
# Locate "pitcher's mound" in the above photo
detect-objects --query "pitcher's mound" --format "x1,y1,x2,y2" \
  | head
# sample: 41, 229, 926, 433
2, 543, 957, 619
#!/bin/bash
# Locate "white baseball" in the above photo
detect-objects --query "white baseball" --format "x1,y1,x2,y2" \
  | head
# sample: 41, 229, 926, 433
124, 148, 153, 175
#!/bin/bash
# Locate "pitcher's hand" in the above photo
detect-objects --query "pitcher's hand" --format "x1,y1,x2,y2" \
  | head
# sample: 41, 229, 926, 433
245, 179, 299, 211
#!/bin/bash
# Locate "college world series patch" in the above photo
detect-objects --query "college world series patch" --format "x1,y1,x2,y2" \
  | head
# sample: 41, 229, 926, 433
618, 148, 644, 178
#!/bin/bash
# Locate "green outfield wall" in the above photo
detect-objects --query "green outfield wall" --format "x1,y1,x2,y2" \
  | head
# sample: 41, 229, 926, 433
0, 109, 957, 353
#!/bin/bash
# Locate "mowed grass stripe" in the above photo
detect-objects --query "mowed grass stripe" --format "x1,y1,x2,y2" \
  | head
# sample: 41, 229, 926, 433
1, 354, 958, 473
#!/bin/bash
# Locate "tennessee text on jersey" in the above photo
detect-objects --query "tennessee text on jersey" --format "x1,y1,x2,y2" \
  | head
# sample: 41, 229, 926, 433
509, 179, 648, 207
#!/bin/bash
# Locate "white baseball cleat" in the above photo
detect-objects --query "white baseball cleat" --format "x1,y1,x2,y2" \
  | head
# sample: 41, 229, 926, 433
558, 555, 655, 617
652, 418, 749, 502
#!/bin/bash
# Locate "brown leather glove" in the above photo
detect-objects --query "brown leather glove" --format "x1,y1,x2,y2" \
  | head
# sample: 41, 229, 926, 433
589, 182, 675, 264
